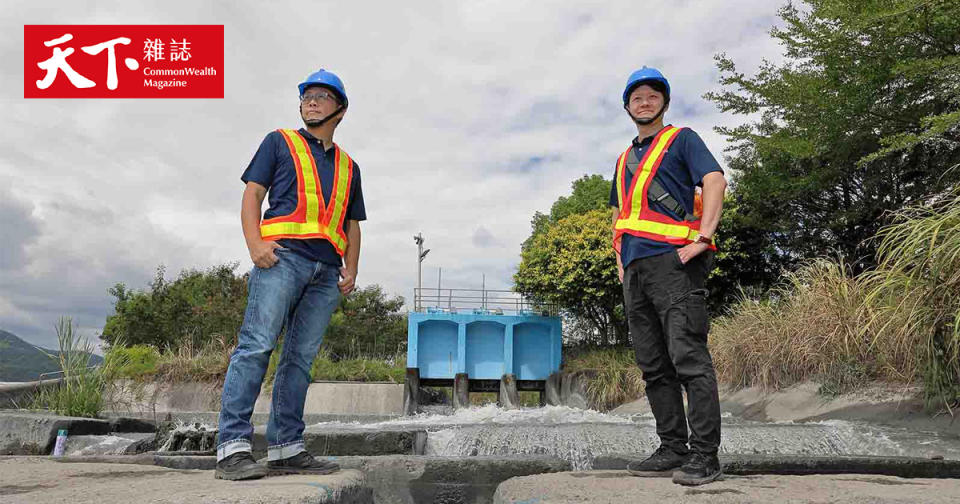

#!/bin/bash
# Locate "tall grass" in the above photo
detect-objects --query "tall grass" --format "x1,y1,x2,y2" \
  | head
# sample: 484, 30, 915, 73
152, 334, 233, 383
710, 259, 879, 392
264, 345, 405, 385
33, 317, 124, 418
564, 346, 644, 410
711, 193, 960, 408
862, 193, 960, 410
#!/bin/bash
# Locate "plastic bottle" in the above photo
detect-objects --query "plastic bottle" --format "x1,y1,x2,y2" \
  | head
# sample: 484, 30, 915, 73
52, 429, 67, 457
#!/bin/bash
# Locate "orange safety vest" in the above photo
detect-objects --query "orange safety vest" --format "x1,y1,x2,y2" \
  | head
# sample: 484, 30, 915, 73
259, 129, 354, 256
613, 125, 715, 253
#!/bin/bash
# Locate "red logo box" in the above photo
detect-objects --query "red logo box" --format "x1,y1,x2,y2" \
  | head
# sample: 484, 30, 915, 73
24, 25, 224, 98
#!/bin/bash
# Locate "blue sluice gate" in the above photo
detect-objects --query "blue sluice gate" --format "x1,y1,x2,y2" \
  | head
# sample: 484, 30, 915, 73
407, 311, 562, 381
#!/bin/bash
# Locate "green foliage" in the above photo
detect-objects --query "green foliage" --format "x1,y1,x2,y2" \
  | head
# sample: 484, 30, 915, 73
323, 285, 407, 359
515, 209, 626, 345
33, 317, 126, 418
524, 174, 611, 250
310, 351, 405, 383
101, 264, 248, 351
105, 344, 160, 379
706, 0, 960, 279
517, 175, 626, 344
707, 195, 784, 311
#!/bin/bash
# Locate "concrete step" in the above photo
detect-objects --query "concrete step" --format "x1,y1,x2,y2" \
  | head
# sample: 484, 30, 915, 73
0, 457, 370, 503
18, 453, 572, 504
594, 453, 960, 479
493, 470, 960, 504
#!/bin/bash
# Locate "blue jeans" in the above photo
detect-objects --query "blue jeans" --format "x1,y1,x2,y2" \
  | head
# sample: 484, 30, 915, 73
217, 248, 340, 461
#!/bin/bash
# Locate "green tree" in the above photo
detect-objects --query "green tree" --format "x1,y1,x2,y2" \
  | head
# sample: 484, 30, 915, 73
706, 0, 960, 276
101, 264, 248, 350
525, 174, 612, 249
322, 285, 407, 359
515, 209, 626, 345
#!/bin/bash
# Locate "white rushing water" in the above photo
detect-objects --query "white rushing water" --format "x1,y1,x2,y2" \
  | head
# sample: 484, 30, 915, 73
311, 405, 960, 470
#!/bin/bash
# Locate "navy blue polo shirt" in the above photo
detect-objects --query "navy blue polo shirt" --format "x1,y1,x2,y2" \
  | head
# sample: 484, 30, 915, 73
242, 128, 366, 267
609, 126, 723, 269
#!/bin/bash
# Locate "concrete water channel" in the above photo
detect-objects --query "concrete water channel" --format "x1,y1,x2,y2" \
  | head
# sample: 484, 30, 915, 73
7, 401, 955, 503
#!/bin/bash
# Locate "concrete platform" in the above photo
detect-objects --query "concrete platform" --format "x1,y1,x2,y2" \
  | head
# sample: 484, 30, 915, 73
23, 453, 572, 504
0, 457, 371, 504
594, 453, 960, 479
0, 412, 112, 455
493, 470, 960, 504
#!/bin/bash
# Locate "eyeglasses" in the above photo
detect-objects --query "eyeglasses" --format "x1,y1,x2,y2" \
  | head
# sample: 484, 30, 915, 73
630, 94, 662, 105
300, 90, 339, 105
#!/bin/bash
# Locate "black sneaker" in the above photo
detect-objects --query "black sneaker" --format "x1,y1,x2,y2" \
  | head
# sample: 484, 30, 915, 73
626, 446, 688, 477
672, 452, 722, 486
267, 451, 340, 475
215, 451, 268, 481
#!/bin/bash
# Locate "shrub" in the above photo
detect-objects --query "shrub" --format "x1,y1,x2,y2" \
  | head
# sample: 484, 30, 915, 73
106, 344, 160, 379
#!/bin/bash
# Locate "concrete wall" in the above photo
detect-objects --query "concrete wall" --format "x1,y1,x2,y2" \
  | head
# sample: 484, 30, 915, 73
106, 380, 403, 417
253, 381, 403, 416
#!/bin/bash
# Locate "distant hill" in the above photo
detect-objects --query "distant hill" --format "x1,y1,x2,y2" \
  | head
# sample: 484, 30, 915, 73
0, 329, 103, 382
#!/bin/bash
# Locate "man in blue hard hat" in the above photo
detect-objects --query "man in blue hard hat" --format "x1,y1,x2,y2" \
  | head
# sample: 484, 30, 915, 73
610, 67, 727, 486
215, 69, 366, 480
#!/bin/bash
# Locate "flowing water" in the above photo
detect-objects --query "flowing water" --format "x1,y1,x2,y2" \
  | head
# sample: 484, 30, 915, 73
66, 405, 960, 470
310, 405, 960, 470
64, 432, 154, 456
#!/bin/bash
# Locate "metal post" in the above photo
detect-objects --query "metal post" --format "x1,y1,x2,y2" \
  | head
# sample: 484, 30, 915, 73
414, 233, 429, 312
482, 274, 486, 310
437, 267, 442, 309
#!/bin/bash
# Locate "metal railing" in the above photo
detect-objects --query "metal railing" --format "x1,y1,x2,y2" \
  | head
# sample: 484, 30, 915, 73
413, 288, 557, 316
37, 366, 99, 384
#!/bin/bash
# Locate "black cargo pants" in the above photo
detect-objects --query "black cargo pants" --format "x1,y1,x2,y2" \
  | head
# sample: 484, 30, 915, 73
622, 249, 721, 455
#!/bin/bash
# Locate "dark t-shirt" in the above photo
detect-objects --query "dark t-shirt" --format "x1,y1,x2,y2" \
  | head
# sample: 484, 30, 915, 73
609, 126, 723, 269
242, 128, 366, 266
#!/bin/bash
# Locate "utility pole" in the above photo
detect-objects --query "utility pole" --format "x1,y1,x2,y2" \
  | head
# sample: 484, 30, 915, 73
414, 233, 430, 311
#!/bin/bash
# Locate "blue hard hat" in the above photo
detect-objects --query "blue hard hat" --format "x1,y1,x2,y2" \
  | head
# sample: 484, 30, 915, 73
623, 66, 670, 105
298, 69, 348, 106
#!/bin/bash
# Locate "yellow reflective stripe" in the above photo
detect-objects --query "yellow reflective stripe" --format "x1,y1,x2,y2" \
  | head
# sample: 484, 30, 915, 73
614, 218, 698, 240
628, 126, 680, 220
260, 221, 323, 236
323, 148, 352, 246
283, 130, 323, 224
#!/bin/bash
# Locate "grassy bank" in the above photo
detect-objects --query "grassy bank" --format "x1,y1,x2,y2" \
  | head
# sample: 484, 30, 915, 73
713, 193, 960, 409
107, 342, 405, 385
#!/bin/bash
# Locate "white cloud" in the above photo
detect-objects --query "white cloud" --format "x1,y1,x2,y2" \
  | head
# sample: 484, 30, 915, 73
2, 0, 785, 348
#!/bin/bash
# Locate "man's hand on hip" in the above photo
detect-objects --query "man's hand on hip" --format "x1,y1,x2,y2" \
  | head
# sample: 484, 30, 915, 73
338, 267, 356, 295
249, 239, 281, 269
677, 242, 710, 265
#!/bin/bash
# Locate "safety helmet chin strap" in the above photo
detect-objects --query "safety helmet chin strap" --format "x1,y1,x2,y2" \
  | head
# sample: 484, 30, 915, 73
302, 103, 345, 127
625, 101, 668, 126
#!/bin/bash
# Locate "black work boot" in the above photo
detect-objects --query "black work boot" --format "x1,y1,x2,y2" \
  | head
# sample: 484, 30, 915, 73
626, 445, 688, 477
267, 451, 340, 475
672, 452, 722, 486
215, 451, 268, 481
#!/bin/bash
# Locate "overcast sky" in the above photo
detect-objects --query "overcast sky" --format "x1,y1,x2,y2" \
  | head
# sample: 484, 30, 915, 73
2, 0, 784, 350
